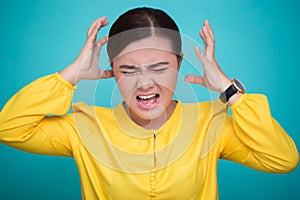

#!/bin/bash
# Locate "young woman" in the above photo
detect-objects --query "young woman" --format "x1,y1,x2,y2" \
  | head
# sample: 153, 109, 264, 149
0, 7, 298, 200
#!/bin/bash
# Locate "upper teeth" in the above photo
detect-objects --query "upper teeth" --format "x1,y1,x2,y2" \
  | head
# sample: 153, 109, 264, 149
139, 94, 156, 100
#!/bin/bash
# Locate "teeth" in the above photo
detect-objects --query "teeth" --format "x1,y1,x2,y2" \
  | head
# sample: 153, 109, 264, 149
139, 94, 156, 100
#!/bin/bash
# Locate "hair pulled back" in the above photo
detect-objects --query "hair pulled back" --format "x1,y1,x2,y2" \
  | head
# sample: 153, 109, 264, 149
107, 7, 182, 63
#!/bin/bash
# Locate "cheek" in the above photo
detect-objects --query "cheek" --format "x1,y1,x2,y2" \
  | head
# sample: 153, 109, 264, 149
115, 76, 137, 100
154, 71, 178, 92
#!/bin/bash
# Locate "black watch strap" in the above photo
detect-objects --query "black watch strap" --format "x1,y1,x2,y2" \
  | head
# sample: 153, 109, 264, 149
219, 84, 238, 103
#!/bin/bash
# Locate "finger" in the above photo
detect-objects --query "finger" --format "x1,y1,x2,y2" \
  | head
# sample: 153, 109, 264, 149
184, 75, 207, 87
101, 18, 109, 27
87, 16, 108, 37
203, 26, 214, 48
194, 46, 207, 64
199, 29, 207, 47
88, 36, 109, 72
94, 36, 108, 57
202, 27, 214, 56
87, 17, 109, 44
205, 20, 215, 43
87, 19, 101, 37
100, 70, 114, 79
86, 20, 104, 43
203, 21, 214, 56
96, 36, 109, 47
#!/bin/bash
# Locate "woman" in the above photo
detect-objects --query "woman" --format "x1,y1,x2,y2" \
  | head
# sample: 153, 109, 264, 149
0, 7, 298, 200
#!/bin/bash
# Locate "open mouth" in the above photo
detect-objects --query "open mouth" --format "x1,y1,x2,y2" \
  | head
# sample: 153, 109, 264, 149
136, 93, 160, 109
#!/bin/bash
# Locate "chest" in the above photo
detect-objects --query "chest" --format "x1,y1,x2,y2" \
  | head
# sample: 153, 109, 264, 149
79, 145, 219, 200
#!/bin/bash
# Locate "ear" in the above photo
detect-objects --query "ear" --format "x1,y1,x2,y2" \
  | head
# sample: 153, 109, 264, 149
177, 52, 184, 70
110, 62, 118, 80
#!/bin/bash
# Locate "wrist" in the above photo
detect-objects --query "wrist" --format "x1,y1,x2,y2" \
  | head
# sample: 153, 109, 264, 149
221, 78, 232, 93
59, 63, 82, 85
219, 78, 246, 104
228, 92, 243, 106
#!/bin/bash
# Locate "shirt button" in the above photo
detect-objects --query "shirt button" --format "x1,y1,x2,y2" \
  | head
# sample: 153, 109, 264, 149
150, 193, 155, 196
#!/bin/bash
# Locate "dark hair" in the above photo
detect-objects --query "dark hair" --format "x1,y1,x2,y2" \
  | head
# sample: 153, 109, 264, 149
107, 7, 182, 63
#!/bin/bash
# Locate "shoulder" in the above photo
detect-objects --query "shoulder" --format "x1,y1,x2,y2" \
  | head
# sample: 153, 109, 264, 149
72, 102, 113, 114
179, 100, 226, 117
71, 102, 114, 126
179, 100, 231, 136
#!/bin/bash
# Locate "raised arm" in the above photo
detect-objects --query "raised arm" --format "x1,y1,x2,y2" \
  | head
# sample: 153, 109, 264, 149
0, 73, 76, 156
184, 19, 242, 105
220, 94, 299, 173
60, 16, 113, 85
0, 17, 113, 156
185, 20, 299, 172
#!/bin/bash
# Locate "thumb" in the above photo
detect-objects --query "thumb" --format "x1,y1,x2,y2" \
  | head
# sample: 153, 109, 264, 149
184, 75, 207, 87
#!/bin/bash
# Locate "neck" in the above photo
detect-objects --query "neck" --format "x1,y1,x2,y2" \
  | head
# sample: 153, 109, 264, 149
124, 100, 177, 130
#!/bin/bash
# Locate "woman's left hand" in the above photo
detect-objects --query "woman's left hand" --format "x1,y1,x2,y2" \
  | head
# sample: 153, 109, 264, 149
184, 20, 231, 93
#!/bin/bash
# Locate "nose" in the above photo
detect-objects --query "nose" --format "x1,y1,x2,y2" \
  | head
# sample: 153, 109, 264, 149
136, 74, 156, 90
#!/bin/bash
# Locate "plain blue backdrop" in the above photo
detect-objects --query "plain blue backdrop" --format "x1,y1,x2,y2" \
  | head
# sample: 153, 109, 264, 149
0, 0, 299, 199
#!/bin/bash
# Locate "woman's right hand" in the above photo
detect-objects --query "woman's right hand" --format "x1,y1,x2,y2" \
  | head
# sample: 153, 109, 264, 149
60, 16, 114, 85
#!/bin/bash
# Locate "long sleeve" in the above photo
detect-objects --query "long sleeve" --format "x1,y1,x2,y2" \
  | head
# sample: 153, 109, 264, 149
0, 73, 77, 156
220, 94, 299, 173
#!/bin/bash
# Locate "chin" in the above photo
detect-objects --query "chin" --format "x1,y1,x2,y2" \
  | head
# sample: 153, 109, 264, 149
130, 103, 168, 122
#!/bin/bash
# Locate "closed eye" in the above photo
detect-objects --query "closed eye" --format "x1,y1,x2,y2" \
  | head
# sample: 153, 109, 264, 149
121, 70, 139, 75
119, 65, 139, 75
148, 62, 169, 73
118, 62, 170, 75
150, 68, 168, 72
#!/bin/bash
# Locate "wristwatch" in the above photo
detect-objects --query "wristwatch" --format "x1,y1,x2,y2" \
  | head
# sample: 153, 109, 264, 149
219, 78, 246, 103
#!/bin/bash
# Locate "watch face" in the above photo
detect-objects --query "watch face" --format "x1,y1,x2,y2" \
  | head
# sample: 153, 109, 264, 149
233, 78, 246, 93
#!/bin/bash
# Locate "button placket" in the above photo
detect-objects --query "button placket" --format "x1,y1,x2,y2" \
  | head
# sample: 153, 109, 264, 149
149, 171, 157, 199
150, 130, 157, 199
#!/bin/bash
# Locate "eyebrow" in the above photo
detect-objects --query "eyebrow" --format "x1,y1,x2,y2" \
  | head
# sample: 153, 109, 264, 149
148, 62, 169, 69
118, 62, 169, 70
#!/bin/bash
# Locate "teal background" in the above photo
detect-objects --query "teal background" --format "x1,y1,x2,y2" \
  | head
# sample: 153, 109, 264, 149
0, 0, 299, 199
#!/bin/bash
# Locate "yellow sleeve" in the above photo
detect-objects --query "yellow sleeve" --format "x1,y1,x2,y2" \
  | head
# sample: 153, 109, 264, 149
220, 94, 299, 173
0, 73, 77, 156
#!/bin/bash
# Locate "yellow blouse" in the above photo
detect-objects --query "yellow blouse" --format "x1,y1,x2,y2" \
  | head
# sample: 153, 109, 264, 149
0, 73, 298, 200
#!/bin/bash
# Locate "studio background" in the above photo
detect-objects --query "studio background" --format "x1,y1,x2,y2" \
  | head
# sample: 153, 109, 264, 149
0, 0, 299, 199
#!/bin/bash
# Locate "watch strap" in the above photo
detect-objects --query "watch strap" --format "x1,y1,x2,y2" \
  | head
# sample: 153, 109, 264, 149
219, 84, 238, 103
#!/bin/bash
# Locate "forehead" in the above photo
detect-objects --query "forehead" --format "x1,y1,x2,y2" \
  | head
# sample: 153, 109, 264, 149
113, 36, 176, 65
